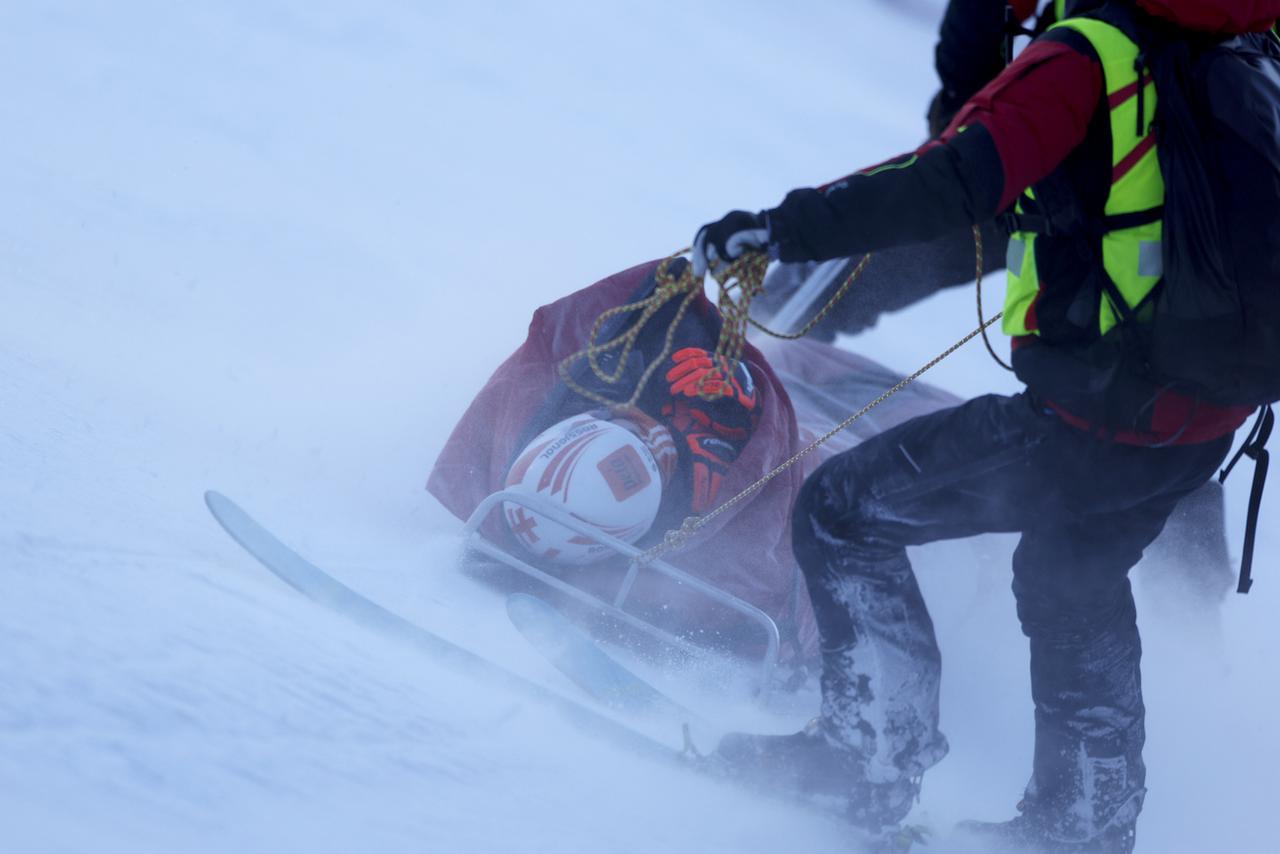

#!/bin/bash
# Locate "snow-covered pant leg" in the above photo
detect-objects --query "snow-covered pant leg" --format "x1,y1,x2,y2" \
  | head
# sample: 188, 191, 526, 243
1011, 442, 1232, 841
793, 512, 949, 787
1012, 515, 1158, 842
791, 393, 1050, 785
790, 392, 1232, 839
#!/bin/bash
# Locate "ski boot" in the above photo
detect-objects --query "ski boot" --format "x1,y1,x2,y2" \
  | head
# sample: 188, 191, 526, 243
952, 802, 1137, 854
709, 718, 919, 832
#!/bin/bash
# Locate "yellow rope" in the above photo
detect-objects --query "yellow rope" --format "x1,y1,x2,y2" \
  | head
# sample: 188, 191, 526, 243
974, 225, 1014, 372
747, 253, 872, 340
556, 251, 702, 408
556, 249, 875, 407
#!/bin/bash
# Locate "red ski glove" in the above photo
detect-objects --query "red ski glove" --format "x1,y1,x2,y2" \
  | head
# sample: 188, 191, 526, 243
664, 347, 759, 441
682, 431, 741, 514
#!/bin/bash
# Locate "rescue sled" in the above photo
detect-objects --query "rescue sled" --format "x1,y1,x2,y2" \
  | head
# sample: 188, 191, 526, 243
429, 258, 962, 698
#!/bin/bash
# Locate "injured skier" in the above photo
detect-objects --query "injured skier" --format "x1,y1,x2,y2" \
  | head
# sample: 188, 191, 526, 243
428, 255, 1232, 682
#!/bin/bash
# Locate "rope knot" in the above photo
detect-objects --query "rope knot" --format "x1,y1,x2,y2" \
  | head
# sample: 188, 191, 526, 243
632, 514, 703, 567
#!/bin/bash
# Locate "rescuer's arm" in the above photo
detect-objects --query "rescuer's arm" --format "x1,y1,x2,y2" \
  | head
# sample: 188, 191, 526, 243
758, 29, 1102, 264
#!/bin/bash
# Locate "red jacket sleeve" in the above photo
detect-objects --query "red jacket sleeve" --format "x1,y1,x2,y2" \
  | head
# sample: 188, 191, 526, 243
767, 31, 1103, 263
945, 35, 1103, 210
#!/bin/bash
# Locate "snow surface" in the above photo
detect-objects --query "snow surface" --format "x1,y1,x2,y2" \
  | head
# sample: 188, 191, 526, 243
1, 1, 1276, 852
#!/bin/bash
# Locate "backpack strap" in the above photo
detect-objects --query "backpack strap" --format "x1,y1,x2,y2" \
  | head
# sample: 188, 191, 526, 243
998, 205, 1163, 237
1003, 3, 1050, 66
1218, 405, 1275, 594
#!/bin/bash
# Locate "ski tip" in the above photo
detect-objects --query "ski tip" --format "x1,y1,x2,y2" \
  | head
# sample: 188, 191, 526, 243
204, 492, 250, 537
204, 491, 243, 538
204, 490, 236, 520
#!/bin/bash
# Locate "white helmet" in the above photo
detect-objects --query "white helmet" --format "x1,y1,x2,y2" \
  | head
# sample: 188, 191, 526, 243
504, 414, 664, 565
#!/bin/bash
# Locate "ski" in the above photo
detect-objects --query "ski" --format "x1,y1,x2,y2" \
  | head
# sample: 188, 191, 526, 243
203, 490, 920, 851
204, 490, 680, 759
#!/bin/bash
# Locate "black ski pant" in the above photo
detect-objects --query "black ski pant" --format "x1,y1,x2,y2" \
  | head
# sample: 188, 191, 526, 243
791, 392, 1233, 842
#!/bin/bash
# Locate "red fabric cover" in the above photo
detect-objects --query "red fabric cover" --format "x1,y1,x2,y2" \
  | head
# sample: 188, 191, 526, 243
427, 261, 964, 663
1136, 0, 1280, 33
428, 259, 802, 546
945, 38, 1104, 211
428, 259, 811, 657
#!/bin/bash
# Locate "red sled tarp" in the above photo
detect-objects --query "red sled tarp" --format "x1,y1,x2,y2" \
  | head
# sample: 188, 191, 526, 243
427, 259, 960, 664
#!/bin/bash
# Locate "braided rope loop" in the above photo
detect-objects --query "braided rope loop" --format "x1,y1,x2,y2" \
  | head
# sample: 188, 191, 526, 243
974, 225, 1014, 372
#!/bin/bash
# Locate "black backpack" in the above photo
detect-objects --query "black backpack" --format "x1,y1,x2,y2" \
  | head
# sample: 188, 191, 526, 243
1135, 23, 1280, 408
1090, 4, 1280, 592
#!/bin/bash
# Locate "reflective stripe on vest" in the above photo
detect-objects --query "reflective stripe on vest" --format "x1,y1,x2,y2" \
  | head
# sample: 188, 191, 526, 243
1002, 16, 1165, 338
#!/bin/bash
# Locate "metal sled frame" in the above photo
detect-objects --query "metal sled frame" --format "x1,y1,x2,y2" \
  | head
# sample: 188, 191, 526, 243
462, 488, 781, 695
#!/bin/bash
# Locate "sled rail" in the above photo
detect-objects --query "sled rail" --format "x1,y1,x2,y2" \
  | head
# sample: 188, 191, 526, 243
462, 489, 781, 697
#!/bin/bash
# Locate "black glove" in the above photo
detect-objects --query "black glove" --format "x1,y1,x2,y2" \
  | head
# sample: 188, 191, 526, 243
691, 210, 770, 277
